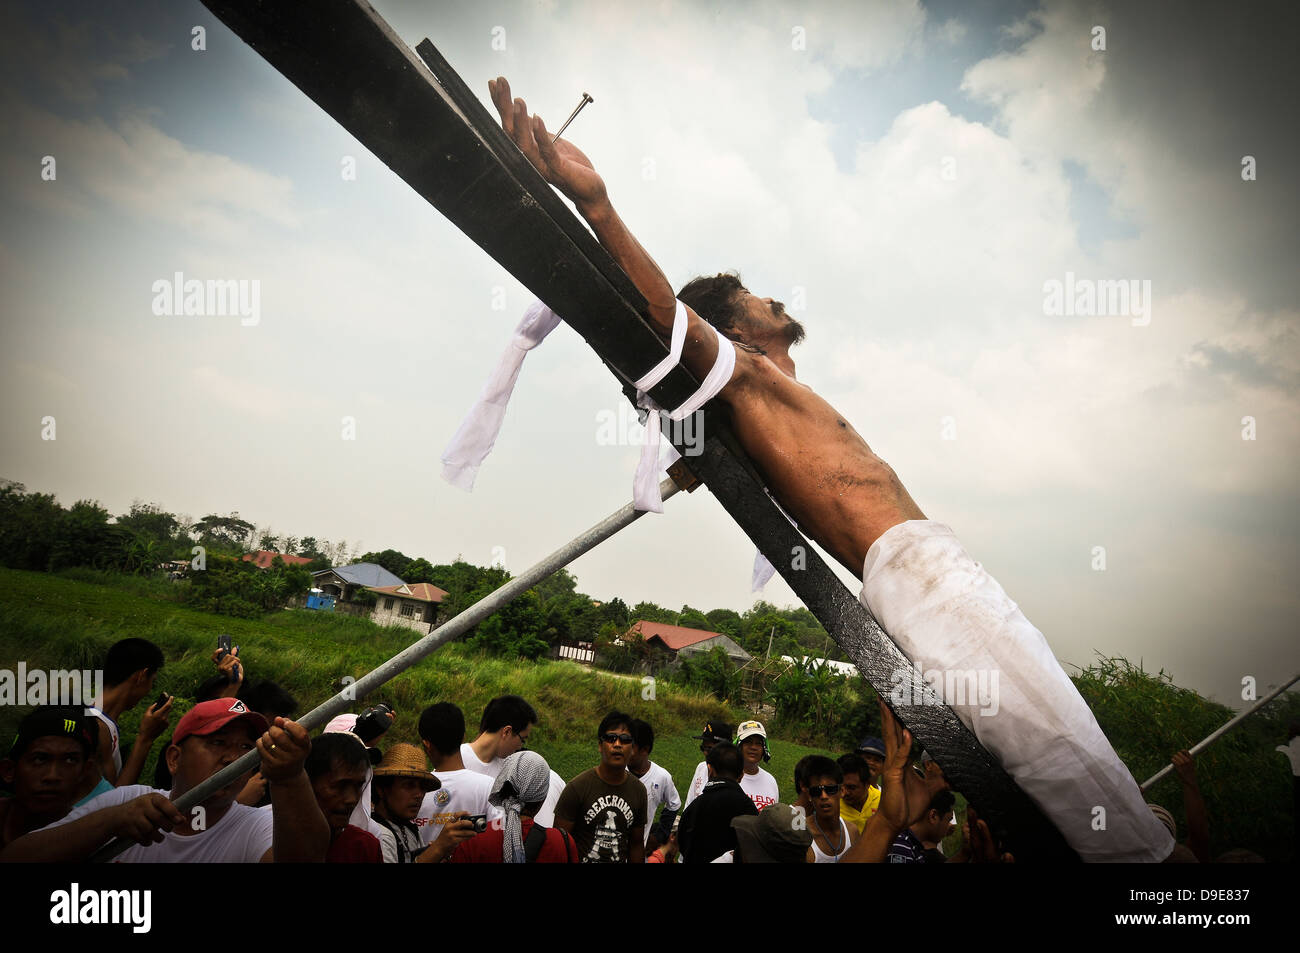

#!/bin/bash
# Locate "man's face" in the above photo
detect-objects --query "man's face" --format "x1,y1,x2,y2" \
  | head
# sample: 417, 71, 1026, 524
807, 774, 841, 822
128, 668, 159, 707
932, 808, 956, 843
311, 761, 369, 834
736, 292, 806, 346
170, 724, 257, 805
700, 737, 717, 758
499, 722, 532, 758
598, 724, 633, 770
2, 737, 86, 815
840, 771, 867, 811
740, 736, 765, 769
861, 753, 884, 783
378, 778, 427, 822
627, 743, 648, 773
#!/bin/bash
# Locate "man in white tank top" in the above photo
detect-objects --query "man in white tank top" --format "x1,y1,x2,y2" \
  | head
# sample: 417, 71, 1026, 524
803, 756, 858, 863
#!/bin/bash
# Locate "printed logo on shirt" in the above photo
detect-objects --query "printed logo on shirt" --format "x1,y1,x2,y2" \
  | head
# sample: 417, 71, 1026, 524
752, 795, 777, 809
581, 795, 637, 863
434, 790, 450, 805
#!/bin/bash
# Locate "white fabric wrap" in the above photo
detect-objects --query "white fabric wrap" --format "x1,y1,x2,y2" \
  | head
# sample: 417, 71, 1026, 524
859, 520, 1175, 863
631, 300, 736, 513
441, 299, 563, 491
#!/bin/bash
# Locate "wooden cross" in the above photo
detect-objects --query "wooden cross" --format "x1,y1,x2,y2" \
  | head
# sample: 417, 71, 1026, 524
200, 0, 1077, 861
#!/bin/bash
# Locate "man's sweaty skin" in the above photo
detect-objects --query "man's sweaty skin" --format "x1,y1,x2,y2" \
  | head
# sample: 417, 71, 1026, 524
489, 78, 925, 573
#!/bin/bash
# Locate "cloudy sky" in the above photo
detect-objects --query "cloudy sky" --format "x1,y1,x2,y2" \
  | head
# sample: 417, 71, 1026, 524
1, 0, 1296, 709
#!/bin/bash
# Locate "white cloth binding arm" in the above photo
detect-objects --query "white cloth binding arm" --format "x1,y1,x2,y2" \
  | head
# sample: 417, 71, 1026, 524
442, 298, 736, 513
631, 300, 736, 512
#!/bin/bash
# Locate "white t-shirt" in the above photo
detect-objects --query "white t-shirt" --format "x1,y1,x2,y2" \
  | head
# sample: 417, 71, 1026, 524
534, 770, 565, 828
741, 767, 779, 811
417, 767, 498, 846
633, 761, 681, 843
45, 785, 272, 862
811, 817, 853, 863
684, 761, 708, 808
458, 743, 564, 828
459, 742, 502, 779
86, 700, 122, 774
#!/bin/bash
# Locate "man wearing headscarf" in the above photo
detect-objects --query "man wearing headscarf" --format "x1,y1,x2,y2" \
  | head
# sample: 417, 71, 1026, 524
449, 751, 578, 863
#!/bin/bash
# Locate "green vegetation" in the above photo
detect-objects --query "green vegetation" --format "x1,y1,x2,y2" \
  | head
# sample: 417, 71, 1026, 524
1, 557, 1295, 860
0, 568, 830, 804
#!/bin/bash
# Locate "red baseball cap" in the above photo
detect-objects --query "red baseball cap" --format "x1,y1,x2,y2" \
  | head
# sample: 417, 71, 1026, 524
172, 698, 269, 747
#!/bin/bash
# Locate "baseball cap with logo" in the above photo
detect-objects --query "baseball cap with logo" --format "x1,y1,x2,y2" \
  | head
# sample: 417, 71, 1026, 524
172, 698, 268, 747
735, 720, 772, 763
6, 707, 99, 761
694, 722, 735, 744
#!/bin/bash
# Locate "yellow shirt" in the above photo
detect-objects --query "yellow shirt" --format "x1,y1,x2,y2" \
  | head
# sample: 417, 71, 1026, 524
840, 785, 881, 835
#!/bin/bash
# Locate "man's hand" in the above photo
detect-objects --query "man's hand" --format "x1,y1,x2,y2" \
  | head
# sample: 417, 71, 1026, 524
112, 793, 185, 847
419, 813, 477, 863
138, 695, 173, 742
212, 646, 244, 695
258, 717, 311, 784
237, 771, 270, 806
489, 77, 608, 212
1172, 749, 1198, 788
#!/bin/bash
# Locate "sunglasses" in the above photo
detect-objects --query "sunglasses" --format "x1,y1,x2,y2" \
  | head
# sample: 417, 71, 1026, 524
601, 732, 634, 745
808, 784, 841, 797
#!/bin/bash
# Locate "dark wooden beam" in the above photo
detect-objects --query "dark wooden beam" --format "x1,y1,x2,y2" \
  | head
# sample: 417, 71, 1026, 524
199, 0, 1077, 861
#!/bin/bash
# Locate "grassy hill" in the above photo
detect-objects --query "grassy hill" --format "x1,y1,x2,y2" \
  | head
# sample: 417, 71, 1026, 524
0, 567, 833, 803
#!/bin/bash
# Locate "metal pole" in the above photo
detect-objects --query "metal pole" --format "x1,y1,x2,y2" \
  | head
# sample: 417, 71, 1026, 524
90, 478, 680, 861
1139, 670, 1300, 792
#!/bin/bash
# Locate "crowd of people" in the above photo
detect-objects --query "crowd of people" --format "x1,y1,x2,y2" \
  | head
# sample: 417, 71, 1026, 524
0, 637, 1263, 863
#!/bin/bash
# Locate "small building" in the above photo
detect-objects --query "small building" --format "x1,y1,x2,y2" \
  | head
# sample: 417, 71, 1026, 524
367, 582, 449, 635
242, 550, 314, 570
313, 563, 405, 602
779, 655, 858, 678
627, 620, 752, 666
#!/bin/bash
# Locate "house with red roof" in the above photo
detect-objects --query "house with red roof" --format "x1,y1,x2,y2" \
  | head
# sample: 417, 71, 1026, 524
367, 581, 450, 635
242, 550, 314, 570
626, 620, 751, 666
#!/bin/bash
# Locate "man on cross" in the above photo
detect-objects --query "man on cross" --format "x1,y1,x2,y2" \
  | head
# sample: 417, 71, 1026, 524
488, 77, 1173, 863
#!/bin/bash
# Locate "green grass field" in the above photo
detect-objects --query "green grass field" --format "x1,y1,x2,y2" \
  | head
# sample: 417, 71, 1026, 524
0, 567, 835, 806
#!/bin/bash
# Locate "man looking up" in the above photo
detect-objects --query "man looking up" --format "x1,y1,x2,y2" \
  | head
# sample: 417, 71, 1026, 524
488, 77, 1172, 862
553, 711, 646, 863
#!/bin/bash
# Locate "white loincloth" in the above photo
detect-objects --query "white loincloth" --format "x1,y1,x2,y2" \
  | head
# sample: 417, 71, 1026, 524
860, 519, 1174, 863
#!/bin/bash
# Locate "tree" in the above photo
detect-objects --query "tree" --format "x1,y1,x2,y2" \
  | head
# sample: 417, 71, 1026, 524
676, 605, 710, 630
258, 532, 280, 552
194, 513, 256, 552
629, 600, 675, 625
299, 536, 323, 560
115, 501, 179, 545
0, 481, 62, 570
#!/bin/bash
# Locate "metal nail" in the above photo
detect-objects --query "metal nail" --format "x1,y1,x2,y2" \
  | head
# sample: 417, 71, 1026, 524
552, 92, 593, 142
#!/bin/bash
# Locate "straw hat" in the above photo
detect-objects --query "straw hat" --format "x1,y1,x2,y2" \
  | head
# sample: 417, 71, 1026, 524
372, 743, 440, 791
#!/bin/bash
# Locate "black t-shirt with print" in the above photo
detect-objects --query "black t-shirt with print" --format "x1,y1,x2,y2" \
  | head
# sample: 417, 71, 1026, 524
554, 767, 648, 863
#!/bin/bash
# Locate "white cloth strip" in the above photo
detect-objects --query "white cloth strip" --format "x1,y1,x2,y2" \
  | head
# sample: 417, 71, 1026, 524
632, 304, 737, 512
441, 299, 563, 491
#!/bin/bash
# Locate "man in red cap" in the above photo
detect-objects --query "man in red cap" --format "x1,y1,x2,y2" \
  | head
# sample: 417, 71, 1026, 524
0, 698, 327, 862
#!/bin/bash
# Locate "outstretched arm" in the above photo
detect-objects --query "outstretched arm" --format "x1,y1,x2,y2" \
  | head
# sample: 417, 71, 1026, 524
488, 78, 726, 385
